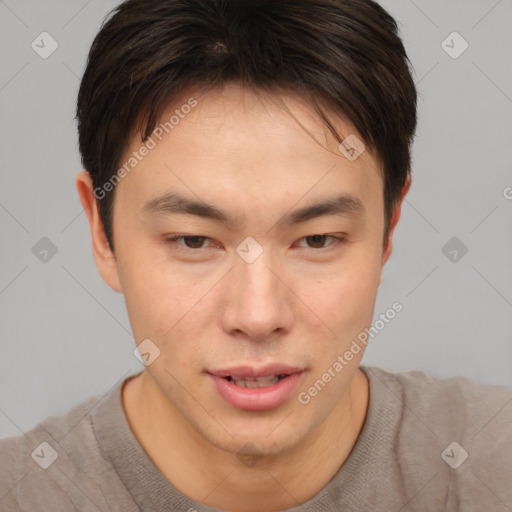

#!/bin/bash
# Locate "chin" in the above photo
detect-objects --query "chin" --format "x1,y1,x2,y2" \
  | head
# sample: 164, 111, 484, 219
198, 415, 309, 461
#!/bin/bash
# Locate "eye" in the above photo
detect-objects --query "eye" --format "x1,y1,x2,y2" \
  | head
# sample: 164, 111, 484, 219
164, 233, 346, 253
295, 234, 345, 249
165, 235, 216, 250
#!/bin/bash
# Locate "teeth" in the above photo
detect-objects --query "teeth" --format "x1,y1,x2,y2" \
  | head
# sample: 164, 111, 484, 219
232, 375, 280, 382
231, 375, 282, 388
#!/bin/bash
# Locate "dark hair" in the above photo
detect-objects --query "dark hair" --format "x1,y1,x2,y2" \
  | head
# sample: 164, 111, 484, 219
77, 0, 417, 253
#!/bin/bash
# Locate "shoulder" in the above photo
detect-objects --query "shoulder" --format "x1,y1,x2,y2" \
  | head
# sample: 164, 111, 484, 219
365, 365, 512, 428
0, 393, 116, 512
362, 366, 512, 509
364, 365, 512, 445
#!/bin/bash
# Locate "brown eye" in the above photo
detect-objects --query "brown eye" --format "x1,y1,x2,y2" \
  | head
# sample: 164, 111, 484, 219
295, 234, 346, 250
181, 236, 207, 248
305, 235, 329, 249
165, 235, 212, 249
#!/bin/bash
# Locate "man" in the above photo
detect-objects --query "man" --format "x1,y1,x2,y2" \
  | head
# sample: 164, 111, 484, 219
1, 0, 511, 510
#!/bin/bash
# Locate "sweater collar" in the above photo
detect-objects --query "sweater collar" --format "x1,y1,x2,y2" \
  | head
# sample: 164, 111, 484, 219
91, 365, 397, 511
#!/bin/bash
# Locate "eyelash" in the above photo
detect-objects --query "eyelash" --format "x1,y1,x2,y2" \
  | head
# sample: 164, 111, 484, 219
164, 234, 346, 252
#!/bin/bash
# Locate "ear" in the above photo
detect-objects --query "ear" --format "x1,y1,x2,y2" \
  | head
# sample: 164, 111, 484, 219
381, 173, 411, 267
75, 171, 122, 293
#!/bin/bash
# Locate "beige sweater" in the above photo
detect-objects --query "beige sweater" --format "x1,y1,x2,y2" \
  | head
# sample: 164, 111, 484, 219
1, 365, 511, 511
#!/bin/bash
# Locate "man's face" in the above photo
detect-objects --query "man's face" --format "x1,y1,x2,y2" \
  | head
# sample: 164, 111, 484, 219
109, 83, 387, 456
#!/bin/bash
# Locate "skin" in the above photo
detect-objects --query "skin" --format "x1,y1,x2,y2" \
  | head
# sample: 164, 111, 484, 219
76, 82, 409, 511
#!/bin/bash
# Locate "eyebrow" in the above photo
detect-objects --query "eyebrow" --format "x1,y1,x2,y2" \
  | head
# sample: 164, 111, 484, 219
142, 191, 364, 228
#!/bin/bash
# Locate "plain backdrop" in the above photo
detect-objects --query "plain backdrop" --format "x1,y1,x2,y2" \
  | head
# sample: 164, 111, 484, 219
1, 0, 511, 439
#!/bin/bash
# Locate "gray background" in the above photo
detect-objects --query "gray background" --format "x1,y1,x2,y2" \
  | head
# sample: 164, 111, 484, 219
0, 0, 511, 440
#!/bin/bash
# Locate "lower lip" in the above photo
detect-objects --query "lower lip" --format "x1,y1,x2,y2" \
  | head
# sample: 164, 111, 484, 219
208, 372, 303, 411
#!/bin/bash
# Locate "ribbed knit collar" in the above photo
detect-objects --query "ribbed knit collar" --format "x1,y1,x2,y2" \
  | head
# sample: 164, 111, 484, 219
91, 365, 398, 512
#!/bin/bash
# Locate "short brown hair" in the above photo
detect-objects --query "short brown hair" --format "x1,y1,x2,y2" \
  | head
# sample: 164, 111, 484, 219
77, 0, 417, 253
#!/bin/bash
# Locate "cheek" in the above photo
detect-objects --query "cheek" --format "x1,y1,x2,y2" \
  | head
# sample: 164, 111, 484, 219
119, 255, 218, 358
117, 255, 185, 338
300, 254, 381, 332
323, 286, 377, 355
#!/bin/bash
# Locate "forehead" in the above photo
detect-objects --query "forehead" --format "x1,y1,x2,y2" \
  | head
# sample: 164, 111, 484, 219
116, 83, 383, 218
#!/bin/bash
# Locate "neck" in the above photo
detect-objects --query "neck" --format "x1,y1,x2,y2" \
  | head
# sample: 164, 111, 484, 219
122, 368, 369, 512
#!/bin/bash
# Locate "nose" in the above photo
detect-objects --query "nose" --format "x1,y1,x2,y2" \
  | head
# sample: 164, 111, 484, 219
220, 246, 294, 342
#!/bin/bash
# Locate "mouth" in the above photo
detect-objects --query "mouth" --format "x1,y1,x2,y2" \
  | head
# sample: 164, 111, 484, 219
207, 364, 304, 411
223, 374, 288, 388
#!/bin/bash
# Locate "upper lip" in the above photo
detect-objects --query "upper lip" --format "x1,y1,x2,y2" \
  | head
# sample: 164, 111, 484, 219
208, 364, 304, 379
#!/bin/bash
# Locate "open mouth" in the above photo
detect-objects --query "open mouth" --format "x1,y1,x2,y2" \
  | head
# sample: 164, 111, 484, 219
209, 368, 304, 410
224, 374, 288, 388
